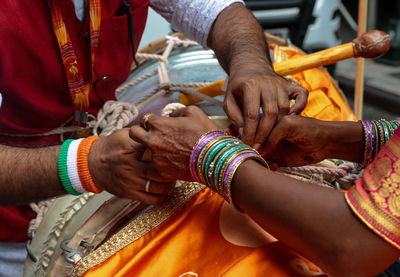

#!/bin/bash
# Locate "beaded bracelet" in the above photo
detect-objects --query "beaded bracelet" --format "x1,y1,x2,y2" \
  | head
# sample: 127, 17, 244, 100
77, 136, 103, 193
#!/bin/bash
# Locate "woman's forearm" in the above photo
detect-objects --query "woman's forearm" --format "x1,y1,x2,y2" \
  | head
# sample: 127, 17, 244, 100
231, 160, 399, 276
325, 121, 363, 163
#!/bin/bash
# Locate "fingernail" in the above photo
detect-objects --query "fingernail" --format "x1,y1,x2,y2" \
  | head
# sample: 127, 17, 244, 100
238, 127, 243, 137
253, 143, 261, 151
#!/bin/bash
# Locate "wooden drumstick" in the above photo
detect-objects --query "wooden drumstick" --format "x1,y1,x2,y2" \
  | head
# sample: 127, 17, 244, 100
180, 30, 390, 105
274, 30, 390, 76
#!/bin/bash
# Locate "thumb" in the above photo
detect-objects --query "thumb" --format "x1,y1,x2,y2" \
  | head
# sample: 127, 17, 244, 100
289, 85, 309, 115
260, 123, 287, 156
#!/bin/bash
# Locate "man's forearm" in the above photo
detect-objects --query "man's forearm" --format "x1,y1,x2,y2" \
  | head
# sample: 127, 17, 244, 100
0, 144, 65, 205
207, 3, 273, 76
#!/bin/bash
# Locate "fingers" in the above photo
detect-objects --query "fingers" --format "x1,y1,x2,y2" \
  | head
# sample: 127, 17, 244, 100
289, 85, 309, 115
277, 86, 290, 119
129, 125, 150, 146
169, 107, 188, 118
241, 81, 261, 146
223, 91, 244, 136
253, 89, 278, 149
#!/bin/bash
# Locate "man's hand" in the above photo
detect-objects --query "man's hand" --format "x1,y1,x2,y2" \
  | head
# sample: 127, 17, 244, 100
129, 106, 218, 182
207, 3, 308, 150
225, 71, 308, 149
88, 128, 175, 205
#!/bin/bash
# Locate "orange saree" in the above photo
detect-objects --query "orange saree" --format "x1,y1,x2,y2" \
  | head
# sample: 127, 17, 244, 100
76, 184, 325, 276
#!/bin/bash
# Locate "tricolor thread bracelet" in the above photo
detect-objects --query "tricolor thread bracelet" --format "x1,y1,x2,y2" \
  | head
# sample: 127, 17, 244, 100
59, 139, 80, 195
77, 136, 103, 194
58, 136, 103, 195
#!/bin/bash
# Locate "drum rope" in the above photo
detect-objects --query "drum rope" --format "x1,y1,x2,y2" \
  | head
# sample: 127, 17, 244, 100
278, 162, 362, 184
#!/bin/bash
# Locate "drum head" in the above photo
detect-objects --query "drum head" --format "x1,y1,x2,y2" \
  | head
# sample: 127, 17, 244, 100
117, 45, 228, 118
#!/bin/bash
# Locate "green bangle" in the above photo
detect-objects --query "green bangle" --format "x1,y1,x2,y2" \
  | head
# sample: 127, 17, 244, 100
218, 148, 258, 195
203, 139, 239, 188
370, 120, 378, 160
213, 144, 249, 192
388, 120, 397, 131
378, 120, 391, 144
58, 139, 80, 195
196, 136, 229, 184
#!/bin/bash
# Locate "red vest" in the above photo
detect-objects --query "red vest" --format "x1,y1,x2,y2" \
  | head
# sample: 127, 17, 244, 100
0, 0, 149, 241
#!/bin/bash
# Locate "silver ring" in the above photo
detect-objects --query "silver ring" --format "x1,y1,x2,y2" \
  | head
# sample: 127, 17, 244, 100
145, 179, 151, 193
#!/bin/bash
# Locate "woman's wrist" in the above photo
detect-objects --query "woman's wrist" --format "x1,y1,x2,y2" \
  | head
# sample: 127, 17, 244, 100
325, 121, 364, 163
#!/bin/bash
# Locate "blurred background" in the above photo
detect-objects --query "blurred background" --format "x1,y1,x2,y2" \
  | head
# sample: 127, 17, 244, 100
139, 0, 400, 120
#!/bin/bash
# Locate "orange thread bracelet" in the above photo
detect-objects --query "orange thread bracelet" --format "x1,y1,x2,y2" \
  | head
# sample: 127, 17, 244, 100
77, 136, 103, 193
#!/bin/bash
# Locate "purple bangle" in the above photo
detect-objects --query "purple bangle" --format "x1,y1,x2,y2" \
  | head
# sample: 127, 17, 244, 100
363, 120, 374, 165
190, 131, 225, 182
222, 152, 257, 202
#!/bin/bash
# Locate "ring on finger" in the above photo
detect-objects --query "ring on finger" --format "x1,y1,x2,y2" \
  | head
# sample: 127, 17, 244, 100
142, 114, 153, 131
145, 179, 151, 193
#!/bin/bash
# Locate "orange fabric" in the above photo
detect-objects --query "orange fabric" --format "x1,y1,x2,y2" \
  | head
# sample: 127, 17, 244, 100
83, 189, 326, 277
280, 47, 357, 122
181, 46, 356, 122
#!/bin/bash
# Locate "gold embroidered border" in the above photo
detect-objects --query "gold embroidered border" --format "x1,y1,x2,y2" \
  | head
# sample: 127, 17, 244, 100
72, 182, 205, 276
345, 189, 400, 250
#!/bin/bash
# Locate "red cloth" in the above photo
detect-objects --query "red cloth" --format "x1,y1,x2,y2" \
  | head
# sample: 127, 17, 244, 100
0, 0, 149, 242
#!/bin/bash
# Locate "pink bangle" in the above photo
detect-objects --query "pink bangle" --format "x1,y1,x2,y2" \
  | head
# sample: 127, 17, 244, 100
222, 152, 257, 202
189, 131, 225, 182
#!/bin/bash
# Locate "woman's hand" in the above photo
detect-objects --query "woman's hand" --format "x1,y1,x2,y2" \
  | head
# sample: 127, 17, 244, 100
261, 115, 332, 167
129, 106, 218, 181
261, 115, 364, 167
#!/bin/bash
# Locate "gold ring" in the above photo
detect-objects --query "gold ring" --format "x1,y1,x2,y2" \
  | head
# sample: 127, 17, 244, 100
142, 114, 153, 130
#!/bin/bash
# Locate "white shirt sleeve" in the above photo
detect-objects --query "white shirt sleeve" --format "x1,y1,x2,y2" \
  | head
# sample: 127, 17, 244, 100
150, 0, 245, 48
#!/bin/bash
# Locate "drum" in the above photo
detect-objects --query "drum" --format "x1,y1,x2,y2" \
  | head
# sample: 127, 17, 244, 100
23, 33, 356, 277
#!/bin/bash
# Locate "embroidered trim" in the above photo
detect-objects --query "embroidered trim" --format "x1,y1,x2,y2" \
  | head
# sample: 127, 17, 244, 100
72, 182, 205, 276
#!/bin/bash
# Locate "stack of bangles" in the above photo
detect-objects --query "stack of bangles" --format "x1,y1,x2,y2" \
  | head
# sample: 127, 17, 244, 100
58, 136, 103, 195
358, 119, 400, 169
190, 130, 269, 204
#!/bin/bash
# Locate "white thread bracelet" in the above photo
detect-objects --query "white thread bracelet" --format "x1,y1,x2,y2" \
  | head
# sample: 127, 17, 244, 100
67, 138, 87, 193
